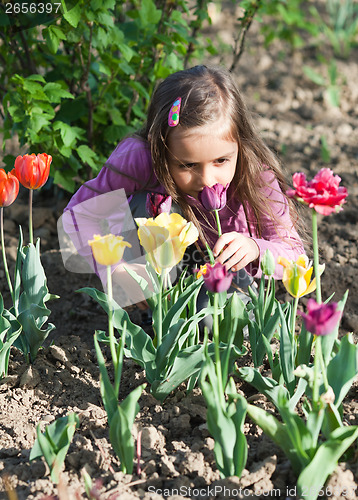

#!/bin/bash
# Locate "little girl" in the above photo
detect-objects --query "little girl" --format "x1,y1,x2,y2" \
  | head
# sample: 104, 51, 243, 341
62, 65, 304, 309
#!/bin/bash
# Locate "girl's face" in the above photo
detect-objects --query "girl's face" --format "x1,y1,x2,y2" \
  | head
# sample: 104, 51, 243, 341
167, 123, 238, 199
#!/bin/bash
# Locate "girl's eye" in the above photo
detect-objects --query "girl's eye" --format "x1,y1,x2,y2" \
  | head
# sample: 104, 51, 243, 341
216, 158, 228, 164
180, 163, 196, 169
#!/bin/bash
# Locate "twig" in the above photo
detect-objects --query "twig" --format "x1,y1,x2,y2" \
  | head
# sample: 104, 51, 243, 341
184, 0, 205, 68
89, 429, 116, 474
230, 0, 262, 71
19, 30, 37, 74
104, 477, 163, 499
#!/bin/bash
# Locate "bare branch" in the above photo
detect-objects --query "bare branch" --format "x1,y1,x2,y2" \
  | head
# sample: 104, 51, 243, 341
230, 1, 262, 72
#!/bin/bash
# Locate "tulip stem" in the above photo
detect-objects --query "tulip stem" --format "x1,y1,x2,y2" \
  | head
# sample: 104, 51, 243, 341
213, 293, 225, 407
107, 265, 119, 393
0, 207, 14, 302
317, 336, 329, 392
156, 272, 163, 347
291, 296, 299, 336
214, 210, 222, 238
28, 189, 34, 245
313, 336, 319, 403
311, 209, 321, 304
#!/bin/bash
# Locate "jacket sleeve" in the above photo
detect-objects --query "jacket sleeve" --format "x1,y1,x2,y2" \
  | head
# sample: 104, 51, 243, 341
60, 138, 156, 278
246, 171, 305, 280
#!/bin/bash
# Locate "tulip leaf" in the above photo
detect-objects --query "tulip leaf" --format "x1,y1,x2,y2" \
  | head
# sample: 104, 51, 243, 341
278, 303, 296, 396
219, 292, 249, 346
296, 322, 314, 366
0, 299, 22, 378
296, 426, 358, 500
94, 333, 119, 422
123, 265, 157, 309
80, 287, 157, 381
237, 366, 291, 407
327, 333, 358, 407
30, 413, 79, 484
246, 402, 304, 475
151, 343, 210, 402
109, 383, 145, 474
161, 278, 204, 332
201, 359, 248, 477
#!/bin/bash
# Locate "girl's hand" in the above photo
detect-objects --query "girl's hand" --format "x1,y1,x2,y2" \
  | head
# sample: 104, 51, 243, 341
213, 232, 260, 272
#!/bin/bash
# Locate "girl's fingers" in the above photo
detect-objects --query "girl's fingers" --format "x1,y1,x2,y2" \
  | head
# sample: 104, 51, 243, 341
215, 238, 241, 265
224, 248, 248, 271
213, 232, 239, 257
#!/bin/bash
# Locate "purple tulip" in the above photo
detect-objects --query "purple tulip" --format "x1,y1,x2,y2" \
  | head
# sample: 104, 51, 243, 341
299, 299, 342, 336
146, 193, 172, 217
203, 262, 233, 293
198, 183, 229, 211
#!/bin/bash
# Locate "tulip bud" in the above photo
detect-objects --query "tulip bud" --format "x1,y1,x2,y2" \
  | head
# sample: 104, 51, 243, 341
0, 169, 19, 207
145, 193, 172, 217
260, 249, 276, 276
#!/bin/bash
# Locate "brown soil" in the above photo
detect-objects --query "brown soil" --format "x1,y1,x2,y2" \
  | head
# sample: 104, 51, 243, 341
0, 4, 357, 499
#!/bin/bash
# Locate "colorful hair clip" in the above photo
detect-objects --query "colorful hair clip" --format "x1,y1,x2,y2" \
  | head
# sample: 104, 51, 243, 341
168, 97, 181, 127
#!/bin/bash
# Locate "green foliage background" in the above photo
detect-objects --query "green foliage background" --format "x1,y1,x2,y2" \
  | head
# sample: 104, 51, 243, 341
0, 0, 357, 192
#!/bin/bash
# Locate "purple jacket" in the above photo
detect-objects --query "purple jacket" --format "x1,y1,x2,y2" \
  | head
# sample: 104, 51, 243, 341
64, 137, 305, 279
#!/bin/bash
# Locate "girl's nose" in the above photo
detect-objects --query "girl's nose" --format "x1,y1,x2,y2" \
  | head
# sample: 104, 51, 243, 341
198, 165, 213, 186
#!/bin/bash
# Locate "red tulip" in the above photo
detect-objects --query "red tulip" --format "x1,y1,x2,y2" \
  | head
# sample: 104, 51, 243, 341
0, 169, 19, 207
14, 153, 52, 190
145, 193, 172, 217
299, 299, 342, 336
198, 183, 229, 211
203, 262, 233, 293
287, 168, 348, 215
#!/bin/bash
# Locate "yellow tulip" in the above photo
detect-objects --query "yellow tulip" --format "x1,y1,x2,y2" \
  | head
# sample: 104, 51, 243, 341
88, 234, 131, 266
277, 254, 325, 298
136, 212, 199, 274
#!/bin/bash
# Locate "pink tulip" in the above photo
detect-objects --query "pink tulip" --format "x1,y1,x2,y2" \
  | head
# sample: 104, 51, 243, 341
299, 299, 342, 336
203, 262, 233, 293
145, 193, 172, 217
198, 183, 229, 211
287, 168, 347, 215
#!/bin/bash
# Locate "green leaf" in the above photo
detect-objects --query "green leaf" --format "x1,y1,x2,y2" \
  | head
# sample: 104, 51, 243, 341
278, 303, 296, 396
303, 66, 326, 86
201, 360, 248, 477
76, 145, 98, 168
109, 383, 145, 474
30, 413, 79, 484
327, 334, 358, 407
23, 80, 49, 100
237, 366, 291, 406
297, 426, 358, 499
0, 301, 22, 378
53, 121, 81, 148
43, 83, 74, 103
94, 333, 119, 422
138, 0, 162, 26
151, 342, 221, 402
62, 1, 82, 28
79, 287, 157, 380
43, 26, 66, 54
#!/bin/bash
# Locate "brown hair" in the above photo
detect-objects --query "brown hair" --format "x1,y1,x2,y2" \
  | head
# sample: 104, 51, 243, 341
137, 65, 304, 247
